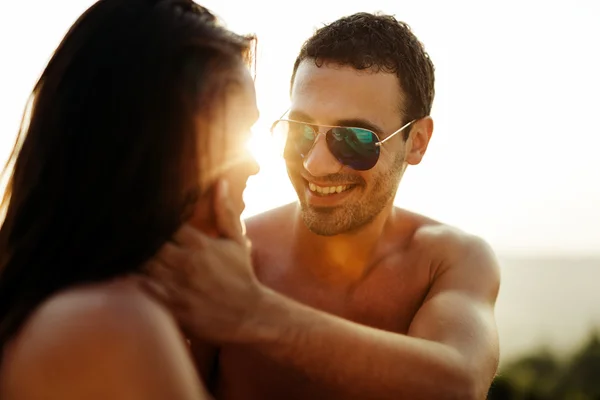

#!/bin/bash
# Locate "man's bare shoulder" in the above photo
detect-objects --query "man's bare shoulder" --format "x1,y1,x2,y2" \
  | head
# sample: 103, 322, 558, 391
395, 207, 500, 289
2, 278, 204, 399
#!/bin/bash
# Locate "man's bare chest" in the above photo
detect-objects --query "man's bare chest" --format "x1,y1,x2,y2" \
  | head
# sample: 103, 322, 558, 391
214, 250, 434, 400
252, 249, 432, 334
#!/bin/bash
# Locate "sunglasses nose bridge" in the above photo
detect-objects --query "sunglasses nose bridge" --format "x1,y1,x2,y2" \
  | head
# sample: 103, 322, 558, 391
310, 124, 329, 138
302, 126, 328, 158
300, 124, 329, 154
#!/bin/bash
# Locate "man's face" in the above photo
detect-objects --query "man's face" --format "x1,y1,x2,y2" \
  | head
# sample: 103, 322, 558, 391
286, 60, 414, 236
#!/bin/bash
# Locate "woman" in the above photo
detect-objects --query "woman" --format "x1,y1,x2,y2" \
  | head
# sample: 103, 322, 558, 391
0, 0, 259, 398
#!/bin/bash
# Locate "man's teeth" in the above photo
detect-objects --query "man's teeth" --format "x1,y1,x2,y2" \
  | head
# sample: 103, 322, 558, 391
308, 182, 350, 194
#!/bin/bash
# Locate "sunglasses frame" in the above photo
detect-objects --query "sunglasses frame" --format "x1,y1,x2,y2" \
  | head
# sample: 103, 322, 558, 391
270, 117, 418, 171
270, 118, 416, 148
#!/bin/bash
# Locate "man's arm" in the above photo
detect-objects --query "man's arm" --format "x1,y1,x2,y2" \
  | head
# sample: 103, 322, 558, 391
246, 235, 500, 400
146, 194, 500, 399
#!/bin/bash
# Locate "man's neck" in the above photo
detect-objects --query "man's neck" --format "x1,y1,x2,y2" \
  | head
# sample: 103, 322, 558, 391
292, 202, 397, 283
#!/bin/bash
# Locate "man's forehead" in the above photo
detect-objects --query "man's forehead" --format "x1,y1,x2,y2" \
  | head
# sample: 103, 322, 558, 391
290, 61, 404, 128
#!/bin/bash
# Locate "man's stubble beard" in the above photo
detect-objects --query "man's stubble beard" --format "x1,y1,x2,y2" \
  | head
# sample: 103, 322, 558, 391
296, 153, 406, 236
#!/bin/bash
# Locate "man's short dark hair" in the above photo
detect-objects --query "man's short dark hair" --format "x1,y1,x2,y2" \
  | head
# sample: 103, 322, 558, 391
291, 12, 435, 133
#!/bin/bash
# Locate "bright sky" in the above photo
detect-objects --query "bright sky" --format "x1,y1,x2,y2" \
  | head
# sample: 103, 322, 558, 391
1, 0, 598, 256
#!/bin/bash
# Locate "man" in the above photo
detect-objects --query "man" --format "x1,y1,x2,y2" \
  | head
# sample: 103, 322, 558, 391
151, 12, 501, 400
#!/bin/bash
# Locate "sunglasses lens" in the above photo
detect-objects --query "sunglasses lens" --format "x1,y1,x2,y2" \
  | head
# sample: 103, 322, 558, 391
275, 121, 316, 159
291, 122, 317, 156
271, 120, 314, 159
271, 120, 380, 170
326, 127, 379, 170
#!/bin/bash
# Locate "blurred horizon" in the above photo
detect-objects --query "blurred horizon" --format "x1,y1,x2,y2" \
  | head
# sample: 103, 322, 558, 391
495, 256, 600, 365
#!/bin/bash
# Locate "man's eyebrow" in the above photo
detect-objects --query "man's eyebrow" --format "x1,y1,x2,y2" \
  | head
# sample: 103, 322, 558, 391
335, 119, 383, 134
288, 110, 313, 122
288, 111, 384, 134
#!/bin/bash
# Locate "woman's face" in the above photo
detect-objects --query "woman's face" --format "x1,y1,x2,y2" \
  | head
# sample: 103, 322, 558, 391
197, 64, 260, 222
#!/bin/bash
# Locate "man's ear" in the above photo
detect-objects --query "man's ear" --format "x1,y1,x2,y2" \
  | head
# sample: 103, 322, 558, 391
405, 116, 434, 166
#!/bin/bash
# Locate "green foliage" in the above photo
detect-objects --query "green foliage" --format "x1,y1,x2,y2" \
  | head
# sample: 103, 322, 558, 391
488, 331, 600, 400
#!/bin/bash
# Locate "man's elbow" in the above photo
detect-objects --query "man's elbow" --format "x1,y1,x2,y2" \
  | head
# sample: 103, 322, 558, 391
414, 372, 484, 400
431, 356, 492, 400
450, 366, 492, 400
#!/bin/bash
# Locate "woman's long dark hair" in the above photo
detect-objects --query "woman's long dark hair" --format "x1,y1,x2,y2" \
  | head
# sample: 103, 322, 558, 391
0, 0, 254, 348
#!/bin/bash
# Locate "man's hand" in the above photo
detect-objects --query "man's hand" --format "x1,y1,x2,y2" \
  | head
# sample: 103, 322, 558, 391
144, 180, 265, 344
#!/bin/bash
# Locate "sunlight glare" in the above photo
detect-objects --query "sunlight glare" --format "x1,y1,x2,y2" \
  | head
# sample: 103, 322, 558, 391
247, 119, 284, 171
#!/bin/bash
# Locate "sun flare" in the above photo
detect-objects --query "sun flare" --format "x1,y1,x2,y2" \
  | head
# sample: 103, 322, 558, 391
246, 119, 285, 171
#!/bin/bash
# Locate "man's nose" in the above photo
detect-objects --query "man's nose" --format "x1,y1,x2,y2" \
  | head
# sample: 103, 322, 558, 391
303, 133, 342, 177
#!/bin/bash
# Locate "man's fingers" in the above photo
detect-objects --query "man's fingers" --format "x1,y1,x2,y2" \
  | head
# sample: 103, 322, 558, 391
143, 261, 193, 308
136, 274, 171, 305
146, 257, 176, 282
214, 180, 245, 245
148, 250, 194, 288
172, 224, 209, 248
156, 241, 189, 267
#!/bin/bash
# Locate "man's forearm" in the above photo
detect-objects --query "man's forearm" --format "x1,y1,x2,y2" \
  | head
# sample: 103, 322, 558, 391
243, 288, 479, 400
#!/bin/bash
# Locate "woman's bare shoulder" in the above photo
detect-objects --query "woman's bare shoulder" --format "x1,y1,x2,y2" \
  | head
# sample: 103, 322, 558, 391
1, 277, 207, 400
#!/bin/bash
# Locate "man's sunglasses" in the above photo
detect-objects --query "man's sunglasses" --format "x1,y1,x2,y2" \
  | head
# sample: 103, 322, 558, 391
270, 118, 416, 171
